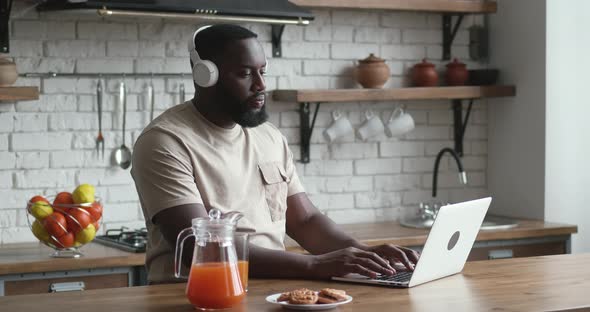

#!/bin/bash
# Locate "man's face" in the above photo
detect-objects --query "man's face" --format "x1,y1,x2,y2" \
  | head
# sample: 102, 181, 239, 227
214, 38, 268, 128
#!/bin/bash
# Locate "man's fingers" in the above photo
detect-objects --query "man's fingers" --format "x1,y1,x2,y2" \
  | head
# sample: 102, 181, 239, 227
356, 250, 395, 272
347, 263, 379, 279
353, 256, 395, 276
400, 247, 420, 263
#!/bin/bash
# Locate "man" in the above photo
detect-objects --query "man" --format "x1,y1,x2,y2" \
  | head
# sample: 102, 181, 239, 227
131, 24, 419, 284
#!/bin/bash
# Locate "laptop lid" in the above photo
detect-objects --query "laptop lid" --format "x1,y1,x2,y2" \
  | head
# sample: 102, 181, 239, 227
408, 197, 491, 287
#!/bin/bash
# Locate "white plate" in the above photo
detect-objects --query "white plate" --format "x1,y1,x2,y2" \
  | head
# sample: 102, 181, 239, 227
265, 293, 353, 310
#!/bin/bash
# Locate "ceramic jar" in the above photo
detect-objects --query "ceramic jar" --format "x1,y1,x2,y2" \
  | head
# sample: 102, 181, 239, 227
445, 58, 469, 86
411, 59, 438, 87
0, 57, 18, 87
355, 54, 390, 89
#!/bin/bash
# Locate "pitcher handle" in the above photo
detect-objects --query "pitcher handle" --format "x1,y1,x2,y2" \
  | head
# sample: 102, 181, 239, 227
174, 227, 195, 278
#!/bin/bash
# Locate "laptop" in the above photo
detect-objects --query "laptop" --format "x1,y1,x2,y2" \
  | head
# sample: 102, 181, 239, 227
333, 197, 491, 288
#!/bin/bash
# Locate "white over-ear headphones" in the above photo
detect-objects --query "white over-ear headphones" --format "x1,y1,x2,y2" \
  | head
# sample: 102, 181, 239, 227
188, 25, 219, 88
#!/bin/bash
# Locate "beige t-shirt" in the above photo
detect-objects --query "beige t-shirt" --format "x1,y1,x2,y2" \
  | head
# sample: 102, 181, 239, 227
131, 101, 304, 283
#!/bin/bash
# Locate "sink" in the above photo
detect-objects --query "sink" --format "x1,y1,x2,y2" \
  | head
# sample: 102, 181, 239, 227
400, 214, 518, 230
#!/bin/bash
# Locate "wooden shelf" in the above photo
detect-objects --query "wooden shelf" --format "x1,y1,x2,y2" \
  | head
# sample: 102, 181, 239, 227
272, 85, 516, 103
0, 86, 39, 101
290, 0, 497, 13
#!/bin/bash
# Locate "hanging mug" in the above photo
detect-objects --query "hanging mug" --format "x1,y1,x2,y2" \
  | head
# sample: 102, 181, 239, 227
357, 110, 385, 141
323, 111, 354, 143
385, 106, 415, 137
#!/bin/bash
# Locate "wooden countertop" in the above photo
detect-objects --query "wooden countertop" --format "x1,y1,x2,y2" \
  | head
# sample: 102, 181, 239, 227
1, 253, 589, 311
0, 242, 145, 275
286, 219, 578, 252
0, 219, 576, 275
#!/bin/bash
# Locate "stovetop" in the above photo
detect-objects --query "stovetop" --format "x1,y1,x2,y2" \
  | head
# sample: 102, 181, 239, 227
94, 227, 147, 253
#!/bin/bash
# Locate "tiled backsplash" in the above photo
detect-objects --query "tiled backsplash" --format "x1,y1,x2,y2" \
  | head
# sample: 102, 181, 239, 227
0, 2, 489, 243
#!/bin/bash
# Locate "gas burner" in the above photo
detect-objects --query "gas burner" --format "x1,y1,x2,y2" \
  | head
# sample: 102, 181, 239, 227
94, 227, 147, 253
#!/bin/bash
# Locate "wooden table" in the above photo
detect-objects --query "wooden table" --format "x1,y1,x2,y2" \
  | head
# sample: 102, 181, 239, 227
1, 253, 588, 311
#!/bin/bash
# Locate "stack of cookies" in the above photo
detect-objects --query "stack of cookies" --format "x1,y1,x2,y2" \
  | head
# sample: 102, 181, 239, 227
277, 288, 348, 305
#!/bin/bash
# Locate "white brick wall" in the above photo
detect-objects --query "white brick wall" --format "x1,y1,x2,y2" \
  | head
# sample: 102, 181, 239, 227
0, 8, 487, 243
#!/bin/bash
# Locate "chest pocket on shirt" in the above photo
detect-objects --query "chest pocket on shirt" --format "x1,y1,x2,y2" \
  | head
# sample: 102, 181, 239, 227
258, 162, 289, 222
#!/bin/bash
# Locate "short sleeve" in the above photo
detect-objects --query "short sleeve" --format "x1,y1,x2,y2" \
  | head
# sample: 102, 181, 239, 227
281, 135, 305, 197
131, 129, 203, 221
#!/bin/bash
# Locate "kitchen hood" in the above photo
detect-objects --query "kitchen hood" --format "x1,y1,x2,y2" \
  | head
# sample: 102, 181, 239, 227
37, 0, 314, 25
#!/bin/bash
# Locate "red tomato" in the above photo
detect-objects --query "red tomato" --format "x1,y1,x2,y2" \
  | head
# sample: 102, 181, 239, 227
42, 212, 68, 238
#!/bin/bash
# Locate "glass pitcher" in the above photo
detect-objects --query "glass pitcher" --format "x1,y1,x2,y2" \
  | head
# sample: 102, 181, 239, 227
175, 208, 245, 310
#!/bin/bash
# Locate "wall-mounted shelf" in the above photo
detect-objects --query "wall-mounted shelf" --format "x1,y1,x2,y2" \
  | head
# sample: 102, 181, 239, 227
0, 86, 39, 101
273, 86, 515, 103
272, 85, 516, 163
290, 0, 497, 13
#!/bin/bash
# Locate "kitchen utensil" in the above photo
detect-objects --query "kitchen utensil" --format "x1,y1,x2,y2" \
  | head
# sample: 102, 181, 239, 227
175, 208, 246, 310
323, 111, 354, 143
0, 57, 18, 86
411, 59, 438, 87
95, 79, 104, 159
179, 81, 185, 102
357, 110, 385, 141
355, 53, 390, 89
114, 81, 132, 169
445, 58, 469, 86
385, 106, 415, 137
148, 79, 155, 121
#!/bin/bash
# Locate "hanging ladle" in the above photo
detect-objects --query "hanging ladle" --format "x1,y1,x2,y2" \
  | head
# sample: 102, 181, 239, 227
114, 80, 132, 169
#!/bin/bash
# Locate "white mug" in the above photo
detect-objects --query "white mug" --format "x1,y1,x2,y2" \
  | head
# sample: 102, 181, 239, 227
357, 110, 385, 141
324, 111, 353, 143
385, 106, 415, 137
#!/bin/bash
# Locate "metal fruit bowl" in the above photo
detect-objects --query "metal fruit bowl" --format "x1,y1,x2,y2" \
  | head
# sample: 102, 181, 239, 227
26, 195, 103, 258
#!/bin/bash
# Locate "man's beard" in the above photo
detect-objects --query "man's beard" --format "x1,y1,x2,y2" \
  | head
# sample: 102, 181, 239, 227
217, 85, 268, 128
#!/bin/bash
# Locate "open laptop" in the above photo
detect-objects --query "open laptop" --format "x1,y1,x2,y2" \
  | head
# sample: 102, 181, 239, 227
333, 197, 492, 288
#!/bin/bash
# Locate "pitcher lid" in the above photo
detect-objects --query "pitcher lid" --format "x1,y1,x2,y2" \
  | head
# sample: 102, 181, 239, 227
414, 58, 435, 68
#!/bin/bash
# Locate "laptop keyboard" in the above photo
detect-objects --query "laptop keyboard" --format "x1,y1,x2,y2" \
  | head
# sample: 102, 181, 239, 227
376, 271, 413, 282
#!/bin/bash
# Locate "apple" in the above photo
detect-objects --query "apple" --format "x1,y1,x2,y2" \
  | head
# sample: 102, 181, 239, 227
65, 208, 92, 233
42, 212, 68, 238
52, 232, 75, 249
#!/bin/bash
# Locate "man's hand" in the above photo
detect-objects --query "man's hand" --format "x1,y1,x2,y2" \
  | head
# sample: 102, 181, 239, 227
308, 245, 420, 279
364, 244, 420, 271
308, 247, 396, 279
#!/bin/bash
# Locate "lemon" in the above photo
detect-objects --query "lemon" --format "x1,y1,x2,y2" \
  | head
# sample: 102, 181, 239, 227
30, 201, 53, 220
72, 184, 95, 204
31, 220, 50, 242
75, 223, 96, 244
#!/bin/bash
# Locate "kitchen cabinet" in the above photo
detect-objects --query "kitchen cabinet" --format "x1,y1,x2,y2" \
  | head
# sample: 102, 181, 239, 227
285, 219, 577, 260
0, 242, 145, 296
0, 86, 39, 101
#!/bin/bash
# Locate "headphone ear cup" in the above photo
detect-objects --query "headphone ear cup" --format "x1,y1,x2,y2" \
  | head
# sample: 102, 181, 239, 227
193, 60, 218, 88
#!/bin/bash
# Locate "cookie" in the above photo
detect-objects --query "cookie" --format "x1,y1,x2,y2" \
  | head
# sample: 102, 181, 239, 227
318, 288, 347, 304
276, 292, 291, 302
288, 288, 319, 305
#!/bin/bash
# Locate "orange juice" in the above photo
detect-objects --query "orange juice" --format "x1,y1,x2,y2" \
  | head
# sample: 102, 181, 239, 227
237, 260, 248, 290
186, 262, 245, 309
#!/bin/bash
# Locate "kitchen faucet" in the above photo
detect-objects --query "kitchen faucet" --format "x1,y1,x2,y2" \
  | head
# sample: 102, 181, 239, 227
432, 147, 468, 197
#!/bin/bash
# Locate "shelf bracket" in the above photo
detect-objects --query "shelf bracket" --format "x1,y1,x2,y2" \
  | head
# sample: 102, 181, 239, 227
452, 99, 474, 156
0, 0, 12, 53
271, 24, 285, 58
299, 102, 321, 163
442, 14, 464, 60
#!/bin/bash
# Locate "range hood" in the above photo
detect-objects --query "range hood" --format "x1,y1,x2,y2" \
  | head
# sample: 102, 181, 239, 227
37, 0, 314, 25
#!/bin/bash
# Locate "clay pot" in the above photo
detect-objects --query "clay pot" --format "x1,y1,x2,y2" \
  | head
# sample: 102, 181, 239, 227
355, 54, 390, 89
411, 59, 438, 87
0, 57, 18, 87
445, 58, 469, 86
